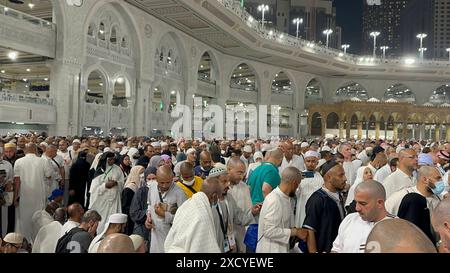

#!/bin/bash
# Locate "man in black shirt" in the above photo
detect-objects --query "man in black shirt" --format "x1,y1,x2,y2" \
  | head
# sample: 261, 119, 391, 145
303, 161, 347, 253
56, 210, 102, 253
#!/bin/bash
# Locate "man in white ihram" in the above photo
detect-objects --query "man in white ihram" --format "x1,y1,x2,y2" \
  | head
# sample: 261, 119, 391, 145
165, 177, 221, 253
256, 167, 308, 253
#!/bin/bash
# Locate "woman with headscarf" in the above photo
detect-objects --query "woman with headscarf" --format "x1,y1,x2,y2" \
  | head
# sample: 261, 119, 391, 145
89, 152, 125, 234
148, 155, 163, 169
345, 166, 375, 213
119, 154, 132, 179
68, 151, 91, 208
160, 154, 173, 171
129, 166, 157, 248
121, 165, 144, 235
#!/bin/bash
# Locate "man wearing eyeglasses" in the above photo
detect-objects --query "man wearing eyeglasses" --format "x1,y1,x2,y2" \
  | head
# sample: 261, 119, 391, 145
383, 149, 418, 199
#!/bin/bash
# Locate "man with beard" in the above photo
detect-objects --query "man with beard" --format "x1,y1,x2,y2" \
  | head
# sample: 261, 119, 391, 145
332, 180, 394, 253
194, 151, 213, 179
209, 165, 260, 253
303, 161, 347, 253
256, 167, 307, 253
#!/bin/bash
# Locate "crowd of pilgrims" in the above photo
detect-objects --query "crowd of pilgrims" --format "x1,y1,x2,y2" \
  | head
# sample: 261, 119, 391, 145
0, 134, 449, 253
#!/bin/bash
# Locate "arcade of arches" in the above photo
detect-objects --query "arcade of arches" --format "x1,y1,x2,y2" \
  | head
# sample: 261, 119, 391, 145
308, 101, 450, 141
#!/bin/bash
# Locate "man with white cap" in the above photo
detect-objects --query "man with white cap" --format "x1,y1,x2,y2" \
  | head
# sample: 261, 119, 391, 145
209, 163, 260, 253
152, 142, 161, 155
68, 139, 81, 162
88, 213, 128, 253
280, 142, 305, 173
294, 150, 324, 228
2, 232, 23, 253
240, 145, 254, 170
246, 151, 264, 182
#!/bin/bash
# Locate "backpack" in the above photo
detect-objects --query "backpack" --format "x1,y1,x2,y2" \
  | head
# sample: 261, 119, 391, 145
55, 227, 85, 253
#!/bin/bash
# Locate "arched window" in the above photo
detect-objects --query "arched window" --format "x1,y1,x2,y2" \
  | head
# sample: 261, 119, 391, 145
311, 112, 322, 136
110, 26, 118, 44
272, 71, 292, 95
369, 115, 376, 130
98, 22, 106, 41
326, 112, 339, 129
112, 77, 129, 107
335, 82, 368, 102
230, 63, 257, 92
305, 79, 322, 106
350, 114, 358, 129
153, 86, 163, 112
384, 84, 415, 103
86, 70, 106, 104
198, 52, 214, 82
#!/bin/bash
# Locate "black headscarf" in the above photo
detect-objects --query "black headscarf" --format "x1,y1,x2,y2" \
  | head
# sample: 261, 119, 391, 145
93, 152, 116, 179
119, 154, 132, 176
398, 192, 435, 243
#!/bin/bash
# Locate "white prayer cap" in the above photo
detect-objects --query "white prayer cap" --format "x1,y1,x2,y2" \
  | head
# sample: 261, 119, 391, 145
40, 142, 48, 147
127, 147, 139, 157
129, 234, 144, 251
151, 142, 161, 148
396, 146, 405, 154
300, 142, 309, 148
261, 143, 272, 152
243, 145, 252, 153
186, 148, 197, 155
108, 213, 128, 224
246, 139, 255, 145
120, 148, 129, 155
72, 139, 81, 144
304, 151, 320, 159
253, 151, 263, 161
103, 147, 112, 153
3, 232, 23, 245
209, 165, 227, 178
321, 146, 332, 152
117, 142, 124, 146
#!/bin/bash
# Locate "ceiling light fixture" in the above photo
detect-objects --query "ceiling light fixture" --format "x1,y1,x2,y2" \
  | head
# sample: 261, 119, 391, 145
8, 51, 18, 60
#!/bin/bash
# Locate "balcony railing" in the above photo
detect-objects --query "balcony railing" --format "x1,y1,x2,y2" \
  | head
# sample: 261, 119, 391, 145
0, 90, 53, 105
0, 4, 55, 30
216, 0, 450, 68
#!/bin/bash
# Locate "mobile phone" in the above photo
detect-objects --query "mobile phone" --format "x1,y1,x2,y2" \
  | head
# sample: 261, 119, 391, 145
302, 171, 314, 178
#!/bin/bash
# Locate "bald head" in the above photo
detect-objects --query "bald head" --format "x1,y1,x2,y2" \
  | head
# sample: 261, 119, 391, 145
156, 165, 174, 192
267, 148, 284, 167
200, 151, 212, 170
365, 219, 437, 253
417, 166, 440, 181
25, 143, 37, 154
226, 156, 246, 169
201, 176, 221, 205
355, 180, 386, 201
280, 166, 302, 185
97, 233, 135, 253
67, 203, 84, 222
54, 208, 66, 224
432, 198, 450, 225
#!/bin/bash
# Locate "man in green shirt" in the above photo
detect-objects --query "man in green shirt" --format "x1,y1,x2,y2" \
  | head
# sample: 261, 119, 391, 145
248, 148, 283, 205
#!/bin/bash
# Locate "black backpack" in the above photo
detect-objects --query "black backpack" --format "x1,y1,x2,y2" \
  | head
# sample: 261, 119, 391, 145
55, 227, 85, 253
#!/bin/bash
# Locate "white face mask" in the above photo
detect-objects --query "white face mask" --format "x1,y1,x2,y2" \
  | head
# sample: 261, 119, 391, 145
182, 178, 195, 186
147, 179, 156, 187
